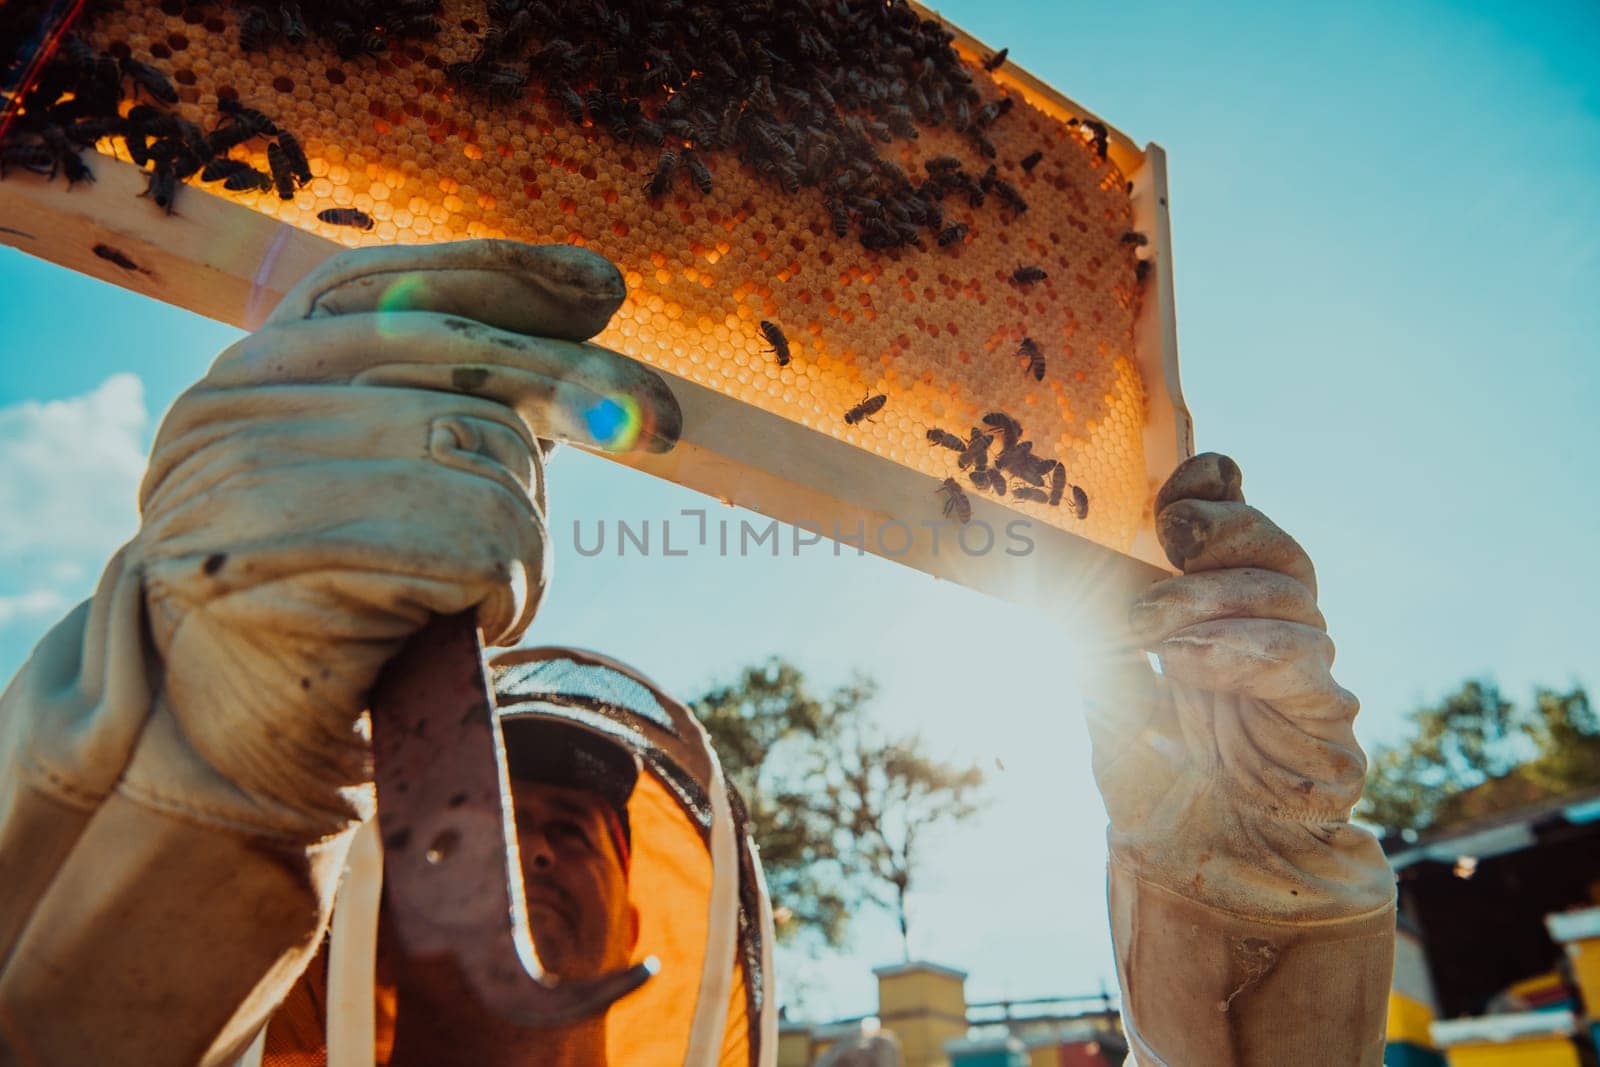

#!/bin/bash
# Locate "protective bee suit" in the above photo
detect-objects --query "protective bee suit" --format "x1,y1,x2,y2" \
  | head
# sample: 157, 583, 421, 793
0, 241, 1392, 1066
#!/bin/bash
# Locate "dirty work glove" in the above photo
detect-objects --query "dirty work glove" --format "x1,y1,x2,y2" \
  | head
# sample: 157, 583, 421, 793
0, 240, 680, 1066
1086, 453, 1395, 1066
132, 239, 682, 841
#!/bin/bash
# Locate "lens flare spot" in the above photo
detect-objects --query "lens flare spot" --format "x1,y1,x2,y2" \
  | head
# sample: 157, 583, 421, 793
584, 394, 642, 451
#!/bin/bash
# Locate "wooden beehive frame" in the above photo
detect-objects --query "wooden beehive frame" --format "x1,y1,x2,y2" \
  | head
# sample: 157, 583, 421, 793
0, 19, 1189, 633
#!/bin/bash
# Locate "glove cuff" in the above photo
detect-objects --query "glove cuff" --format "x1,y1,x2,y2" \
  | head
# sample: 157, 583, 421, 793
1108, 857, 1394, 1066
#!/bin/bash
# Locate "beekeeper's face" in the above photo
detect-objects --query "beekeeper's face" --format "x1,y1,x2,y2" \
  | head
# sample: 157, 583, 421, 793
511, 780, 640, 980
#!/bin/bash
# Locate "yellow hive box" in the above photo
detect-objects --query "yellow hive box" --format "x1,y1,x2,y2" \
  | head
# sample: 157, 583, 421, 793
0, 1, 1188, 623
1546, 907, 1600, 1017
1431, 1012, 1582, 1067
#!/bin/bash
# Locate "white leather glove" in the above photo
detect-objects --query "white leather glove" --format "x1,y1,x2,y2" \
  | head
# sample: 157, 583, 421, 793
0, 240, 680, 1065
1087, 453, 1395, 1066
133, 239, 681, 841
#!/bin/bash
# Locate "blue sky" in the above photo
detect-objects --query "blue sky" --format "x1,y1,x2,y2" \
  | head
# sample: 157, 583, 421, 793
1, 0, 1596, 1021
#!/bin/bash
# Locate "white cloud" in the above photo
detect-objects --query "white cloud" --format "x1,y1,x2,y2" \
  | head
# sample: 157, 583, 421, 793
0, 376, 150, 676
0, 373, 149, 558
0, 587, 69, 626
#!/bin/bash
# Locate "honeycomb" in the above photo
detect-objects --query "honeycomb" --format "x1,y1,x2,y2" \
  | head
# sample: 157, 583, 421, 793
39, 1, 1150, 551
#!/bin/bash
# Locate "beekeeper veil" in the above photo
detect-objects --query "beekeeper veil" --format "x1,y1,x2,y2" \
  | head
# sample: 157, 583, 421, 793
321, 646, 776, 1067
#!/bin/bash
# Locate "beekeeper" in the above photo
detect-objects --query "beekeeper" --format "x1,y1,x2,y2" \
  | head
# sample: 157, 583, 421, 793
0, 240, 1392, 1065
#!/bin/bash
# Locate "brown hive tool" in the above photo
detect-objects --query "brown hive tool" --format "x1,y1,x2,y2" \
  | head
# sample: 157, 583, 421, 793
368, 612, 656, 1026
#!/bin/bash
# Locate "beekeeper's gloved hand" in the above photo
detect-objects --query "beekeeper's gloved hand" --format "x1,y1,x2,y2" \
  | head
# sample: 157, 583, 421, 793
0, 240, 679, 1065
1085, 453, 1395, 1067
134, 239, 677, 839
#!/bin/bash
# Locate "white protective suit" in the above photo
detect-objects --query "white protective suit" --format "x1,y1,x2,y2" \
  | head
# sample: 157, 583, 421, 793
0, 240, 1393, 1065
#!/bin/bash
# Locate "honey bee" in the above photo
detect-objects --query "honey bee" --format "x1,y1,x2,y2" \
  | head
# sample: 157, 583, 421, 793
1082, 119, 1109, 160
937, 223, 967, 246
143, 161, 177, 213
981, 412, 1022, 450
760, 320, 791, 366
969, 468, 1006, 497
1070, 485, 1090, 519
1020, 150, 1043, 172
329, 20, 364, 60
1013, 485, 1048, 503
551, 84, 586, 124
925, 155, 961, 175
828, 197, 850, 237
34, 127, 92, 185
1012, 265, 1048, 284
685, 152, 712, 194
993, 179, 1026, 213
200, 156, 244, 183
223, 166, 273, 192
844, 393, 888, 425
983, 47, 1009, 72
119, 56, 177, 105
266, 142, 296, 200
954, 172, 985, 207
1121, 231, 1149, 246
318, 207, 375, 230
998, 446, 1046, 487
973, 100, 1005, 128
63, 117, 122, 149
239, 7, 275, 51
0, 144, 55, 179
886, 105, 918, 139
1136, 260, 1152, 283
647, 151, 679, 199
215, 99, 277, 138
388, 13, 442, 38
926, 427, 966, 452
275, 132, 311, 184
534, 39, 583, 77
950, 97, 972, 132
958, 428, 994, 471
1047, 462, 1066, 506
279, 2, 308, 44
938, 477, 972, 525
458, 62, 529, 101
1019, 337, 1045, 381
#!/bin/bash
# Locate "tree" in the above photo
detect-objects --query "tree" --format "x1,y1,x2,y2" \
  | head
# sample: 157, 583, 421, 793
1358, 680, 1600, 838
692, 660, 872, 947
691, 659, 988, 955
823, 716, 986, 960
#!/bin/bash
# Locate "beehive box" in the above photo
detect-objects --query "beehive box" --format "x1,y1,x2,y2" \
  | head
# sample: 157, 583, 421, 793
0, 0, 1189, 627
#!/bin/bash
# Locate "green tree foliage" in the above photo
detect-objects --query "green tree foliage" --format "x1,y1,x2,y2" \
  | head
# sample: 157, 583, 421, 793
691, 659, 986, 954
1358, 680, 1600, 837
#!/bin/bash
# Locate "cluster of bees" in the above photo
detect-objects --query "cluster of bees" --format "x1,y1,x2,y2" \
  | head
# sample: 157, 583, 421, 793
761, 308, 1088, 522
0, 25, 319, 215
437, 0, 1042, 252
930, 412, 1087, 525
